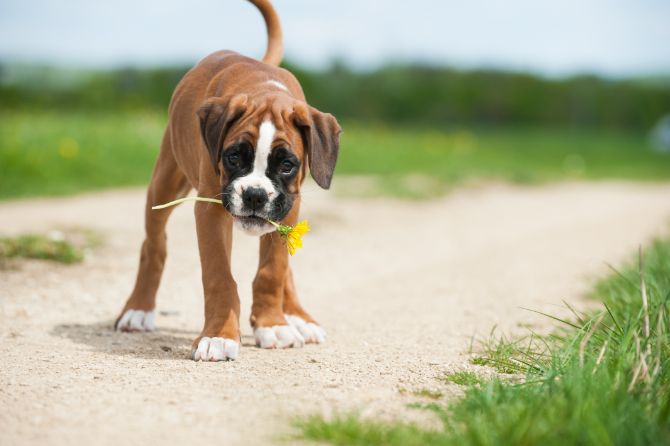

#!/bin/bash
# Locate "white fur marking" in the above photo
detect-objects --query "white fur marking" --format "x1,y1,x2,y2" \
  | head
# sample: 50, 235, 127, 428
144, 311, 156, 330
117, 310, 133, 328
285, 314, 327, 344
250, 120, 274, 184
233, 218, 274, 236
267, 79, 288, 91
192, 337, 239, 361
116, 309, 156, 332
254, 324, 305, 349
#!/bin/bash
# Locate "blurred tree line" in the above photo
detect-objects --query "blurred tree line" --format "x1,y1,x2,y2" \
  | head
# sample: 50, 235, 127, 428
1, 61, 668, 130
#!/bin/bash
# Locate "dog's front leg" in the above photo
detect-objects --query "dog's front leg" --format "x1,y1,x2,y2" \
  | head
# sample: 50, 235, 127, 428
191, 201, 241, 361
250, 207, 305, 349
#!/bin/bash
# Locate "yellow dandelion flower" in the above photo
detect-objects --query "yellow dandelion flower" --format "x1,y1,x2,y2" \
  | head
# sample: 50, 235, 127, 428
291, 220, 311, 237
272, 220, 310, 256
286, 234, 300, 255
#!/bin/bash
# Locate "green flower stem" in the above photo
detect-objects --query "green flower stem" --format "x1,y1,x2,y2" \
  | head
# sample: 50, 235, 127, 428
275, 225, 293, 237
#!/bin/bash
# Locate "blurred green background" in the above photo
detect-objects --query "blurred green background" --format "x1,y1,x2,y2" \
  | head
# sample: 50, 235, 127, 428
2, 61, 670, 200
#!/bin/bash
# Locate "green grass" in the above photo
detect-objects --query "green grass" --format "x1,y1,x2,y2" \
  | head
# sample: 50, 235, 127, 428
0, 228, 101, 265
337, 123, 670, 198
443, 371, 484, 386
0, 233, 83, 264
0, 110, 165, 199
2, 110, 670, 200
295, 239, 670, 445
399, 388, 444, 399
469, 330, 533, 375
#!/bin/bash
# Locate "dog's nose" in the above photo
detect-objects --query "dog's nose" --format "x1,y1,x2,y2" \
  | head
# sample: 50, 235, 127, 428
242, 187, 269, 211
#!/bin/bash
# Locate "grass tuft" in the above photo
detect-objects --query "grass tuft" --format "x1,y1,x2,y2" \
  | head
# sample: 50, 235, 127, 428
0, 234, 82, 263
443, 371, 484, 386
295, 415, 444, 446
399, 388, 445, 399
469, 330, 538, 375
0, 229, 99, 264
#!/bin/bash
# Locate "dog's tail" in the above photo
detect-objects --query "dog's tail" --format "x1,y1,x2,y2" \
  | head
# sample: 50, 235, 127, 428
248, 0, 283, 66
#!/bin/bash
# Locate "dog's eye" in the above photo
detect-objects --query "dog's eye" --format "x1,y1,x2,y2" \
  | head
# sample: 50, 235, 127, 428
280, 159, 295, 175
227, 153, 241, 167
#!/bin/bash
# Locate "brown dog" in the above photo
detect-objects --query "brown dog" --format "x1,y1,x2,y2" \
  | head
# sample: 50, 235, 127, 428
114, 0, 341, 361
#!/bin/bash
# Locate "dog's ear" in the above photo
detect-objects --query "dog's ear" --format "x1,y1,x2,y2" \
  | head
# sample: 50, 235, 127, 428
197, 94, 248, 175
293, 103, 342, 189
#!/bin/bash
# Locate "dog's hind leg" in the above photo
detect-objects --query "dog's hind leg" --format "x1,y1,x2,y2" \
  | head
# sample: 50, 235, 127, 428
115, 135, 190, 332
282, 266, 327, 344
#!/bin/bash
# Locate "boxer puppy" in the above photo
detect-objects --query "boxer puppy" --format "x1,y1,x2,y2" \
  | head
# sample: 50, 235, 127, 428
115, 0, 341, 361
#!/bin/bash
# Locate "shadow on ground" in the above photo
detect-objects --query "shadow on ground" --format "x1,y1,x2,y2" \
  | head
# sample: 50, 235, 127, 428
51, 321, 260, 360
51, 321, 197, 360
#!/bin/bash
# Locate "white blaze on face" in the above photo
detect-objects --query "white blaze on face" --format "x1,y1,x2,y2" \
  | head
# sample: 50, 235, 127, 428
229, 120, 278, 216
267, 79, 289, 92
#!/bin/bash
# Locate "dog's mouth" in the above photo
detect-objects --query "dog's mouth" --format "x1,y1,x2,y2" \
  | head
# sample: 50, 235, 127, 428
231, 213, 274, 236
234, 214, 267, 225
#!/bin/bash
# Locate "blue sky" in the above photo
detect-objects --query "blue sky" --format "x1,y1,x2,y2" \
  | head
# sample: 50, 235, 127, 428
1, 0, 669, 76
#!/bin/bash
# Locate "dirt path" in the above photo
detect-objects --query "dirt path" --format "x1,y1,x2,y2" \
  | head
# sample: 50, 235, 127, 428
1, 181, 670, 445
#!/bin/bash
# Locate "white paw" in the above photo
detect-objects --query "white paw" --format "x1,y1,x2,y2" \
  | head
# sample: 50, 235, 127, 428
116, 309, 155, 332
254, 324, 305, 349
285, 315, 327, 344
192, 337, 239, 361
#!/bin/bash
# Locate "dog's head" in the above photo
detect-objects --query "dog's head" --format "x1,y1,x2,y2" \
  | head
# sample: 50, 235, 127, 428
197, 93, 341, 236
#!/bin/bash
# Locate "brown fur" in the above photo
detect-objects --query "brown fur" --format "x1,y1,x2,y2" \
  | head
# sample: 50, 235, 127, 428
116, 0, 341, 352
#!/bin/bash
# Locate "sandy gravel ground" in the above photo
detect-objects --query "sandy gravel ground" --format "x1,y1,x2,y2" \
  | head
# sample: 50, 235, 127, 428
1, 181, 670, 445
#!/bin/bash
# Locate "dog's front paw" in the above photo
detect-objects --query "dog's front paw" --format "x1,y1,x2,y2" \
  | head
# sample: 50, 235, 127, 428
115, 309, 156, 332
285, 314, 327, 344
192, 337, 239, 361
254, 324, 305, 349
